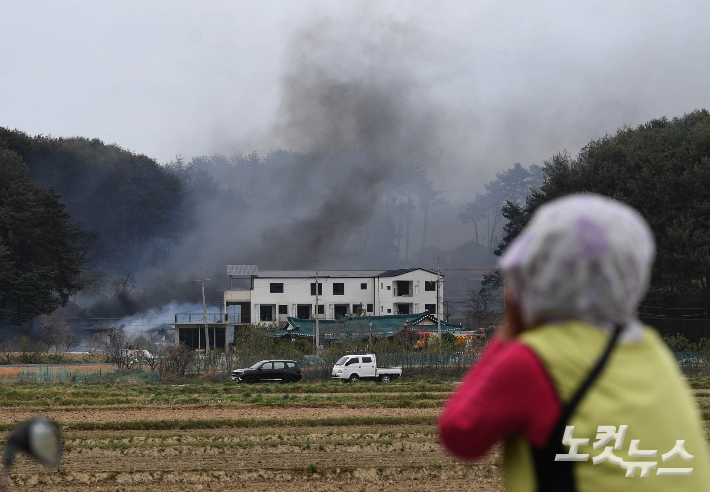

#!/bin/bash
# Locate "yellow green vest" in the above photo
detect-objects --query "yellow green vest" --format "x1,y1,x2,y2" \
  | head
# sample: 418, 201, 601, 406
503, 321, 710, 491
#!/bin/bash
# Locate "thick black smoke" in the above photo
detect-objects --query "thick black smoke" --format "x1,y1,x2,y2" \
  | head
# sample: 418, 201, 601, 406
75, 17, 452, 323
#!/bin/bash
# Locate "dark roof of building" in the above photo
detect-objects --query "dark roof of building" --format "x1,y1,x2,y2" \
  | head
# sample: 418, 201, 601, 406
378, 268, 439, 277
254, 268, 439, 279
257, 270, 383, 278
269, 311, 461, 338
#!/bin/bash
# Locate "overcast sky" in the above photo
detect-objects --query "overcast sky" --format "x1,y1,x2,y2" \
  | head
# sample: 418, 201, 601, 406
2, 0, 709, 201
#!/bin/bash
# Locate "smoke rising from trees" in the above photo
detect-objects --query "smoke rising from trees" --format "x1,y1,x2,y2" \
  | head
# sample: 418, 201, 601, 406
5, 7, 710, 335
44, 18, 462, 325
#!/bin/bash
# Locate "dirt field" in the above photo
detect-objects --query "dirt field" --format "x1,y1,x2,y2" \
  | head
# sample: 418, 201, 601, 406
0, 380, 503, 491
4, 377, 707, 491
7, 423, 502, 491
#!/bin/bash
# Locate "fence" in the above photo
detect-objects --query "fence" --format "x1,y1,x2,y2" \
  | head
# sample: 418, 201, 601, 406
174, 313, 251, 323
673, 350, 710, 374
169, 345, 710, 379
4, 345, 705, 382
178, 350, 483, 380
640, 311, 710, 341
7, 367, 110, 383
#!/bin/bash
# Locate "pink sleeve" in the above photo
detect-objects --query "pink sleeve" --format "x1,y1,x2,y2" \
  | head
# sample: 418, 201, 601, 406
438, 338, 562, 460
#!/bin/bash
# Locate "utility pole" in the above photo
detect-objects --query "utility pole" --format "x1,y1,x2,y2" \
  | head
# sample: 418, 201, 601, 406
369, 316, 372, 352
199, 267, 210, 356
314, 269, 320, 352
437, 257, 441, 341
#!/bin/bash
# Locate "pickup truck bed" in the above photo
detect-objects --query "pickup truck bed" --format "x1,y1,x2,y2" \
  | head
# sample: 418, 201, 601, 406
331, 354, 402, 383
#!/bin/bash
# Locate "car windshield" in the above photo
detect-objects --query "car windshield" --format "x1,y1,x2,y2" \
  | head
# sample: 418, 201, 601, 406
335, 356, 348, 366
250, 360, 269, 369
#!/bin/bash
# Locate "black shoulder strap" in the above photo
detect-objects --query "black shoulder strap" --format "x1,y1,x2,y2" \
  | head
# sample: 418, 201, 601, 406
532, 324, 623, 492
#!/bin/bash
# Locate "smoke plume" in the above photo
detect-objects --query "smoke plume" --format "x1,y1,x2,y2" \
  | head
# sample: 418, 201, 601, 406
76, 16, 451, 325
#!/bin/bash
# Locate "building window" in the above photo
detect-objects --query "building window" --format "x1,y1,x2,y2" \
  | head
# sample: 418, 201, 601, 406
381, 306, 384, 313
278, 305, 288, 315
361, 283, 367, 290
367, 304, 373, 312
386, 285, 391, 290
317, 304, 325, 315
381, 283, 383, 288
334, 304, 348, 318
425, 281, 436, 291
297, 305, 311, 319
270, 283, 284, 293
387, 309, 392, 313
425, 304, 436, 314
397, 281, 410, 296
333, 283, 345, 295
260, 305, 273, 321
310, 282, 322, 295
178, 327, 200, 349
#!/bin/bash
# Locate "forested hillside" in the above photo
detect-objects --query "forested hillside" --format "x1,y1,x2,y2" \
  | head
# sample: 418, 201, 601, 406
0, 129, 450, 323
0, 129, 184, 274
501, 110, 710, 333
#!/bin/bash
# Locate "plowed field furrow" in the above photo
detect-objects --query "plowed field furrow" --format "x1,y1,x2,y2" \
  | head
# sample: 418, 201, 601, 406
0, 405, 439, 424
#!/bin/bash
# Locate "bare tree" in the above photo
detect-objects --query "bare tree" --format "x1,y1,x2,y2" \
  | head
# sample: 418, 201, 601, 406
137, 335, 162, 371
110, 273, 137, 297
159, 343, 196, 377
60, 329, 81, 353
464, 287, 503, 330
99, 326, 136, 369
0, 338, 15, 364
415, 170, 444, 256
41, 318, 65, 353
41, 314, 81, 354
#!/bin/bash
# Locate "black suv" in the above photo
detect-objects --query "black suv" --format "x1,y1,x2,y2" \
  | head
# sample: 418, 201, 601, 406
232, 360, 302, 384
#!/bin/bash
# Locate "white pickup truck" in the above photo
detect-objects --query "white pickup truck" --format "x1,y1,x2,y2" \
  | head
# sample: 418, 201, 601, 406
331, 354, 402, 383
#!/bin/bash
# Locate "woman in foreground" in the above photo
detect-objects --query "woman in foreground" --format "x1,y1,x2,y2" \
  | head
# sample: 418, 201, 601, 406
438, 194, 710, 491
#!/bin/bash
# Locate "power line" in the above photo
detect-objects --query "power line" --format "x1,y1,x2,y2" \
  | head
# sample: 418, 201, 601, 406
639, 305, 707, 310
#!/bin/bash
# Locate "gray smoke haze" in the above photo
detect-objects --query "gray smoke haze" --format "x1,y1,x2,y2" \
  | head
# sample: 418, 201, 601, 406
5, 2, 707, 329
80, 18, 451, 321
4, 1, 710, 201
273, 19, 446, 162
175, 19, 451, 267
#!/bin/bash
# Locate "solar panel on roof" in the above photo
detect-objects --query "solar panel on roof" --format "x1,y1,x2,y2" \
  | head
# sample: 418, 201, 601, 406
227, 265, 259, 277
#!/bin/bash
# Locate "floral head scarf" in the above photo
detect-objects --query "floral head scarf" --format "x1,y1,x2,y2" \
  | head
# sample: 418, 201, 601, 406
500, 194, 655, 339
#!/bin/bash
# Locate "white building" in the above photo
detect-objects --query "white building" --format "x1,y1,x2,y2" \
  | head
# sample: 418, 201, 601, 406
224, 266, 443, 323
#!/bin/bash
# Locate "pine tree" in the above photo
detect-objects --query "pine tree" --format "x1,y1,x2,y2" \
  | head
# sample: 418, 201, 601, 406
0, 149, 83, 324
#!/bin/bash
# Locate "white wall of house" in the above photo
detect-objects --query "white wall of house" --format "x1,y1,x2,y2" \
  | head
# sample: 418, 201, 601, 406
376, 270, 441, 317
233, 269, 441, 323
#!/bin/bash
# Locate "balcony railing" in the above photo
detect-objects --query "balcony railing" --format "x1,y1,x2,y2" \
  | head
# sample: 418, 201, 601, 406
174, 313, 251, 324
